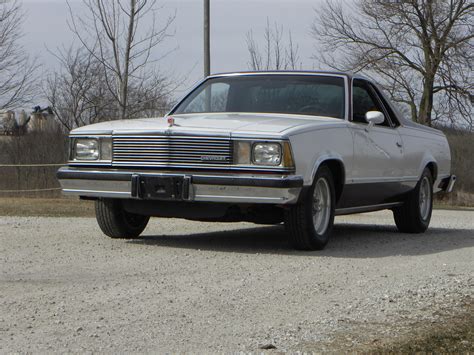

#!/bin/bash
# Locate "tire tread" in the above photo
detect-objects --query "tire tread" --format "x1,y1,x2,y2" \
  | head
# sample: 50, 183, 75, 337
284, 166, 335, 250
95, 199, 149, 239
393, 168, 433, 233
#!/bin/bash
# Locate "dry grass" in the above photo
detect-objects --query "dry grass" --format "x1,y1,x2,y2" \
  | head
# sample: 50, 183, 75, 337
436, 190, 474, 207
364, 300, 473, 353
0, 197, 95, 217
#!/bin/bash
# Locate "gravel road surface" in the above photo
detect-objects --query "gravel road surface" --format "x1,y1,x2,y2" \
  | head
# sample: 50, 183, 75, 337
1, 209, 473, 352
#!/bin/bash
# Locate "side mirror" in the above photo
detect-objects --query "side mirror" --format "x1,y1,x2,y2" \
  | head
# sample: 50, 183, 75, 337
365, 111, 384, 130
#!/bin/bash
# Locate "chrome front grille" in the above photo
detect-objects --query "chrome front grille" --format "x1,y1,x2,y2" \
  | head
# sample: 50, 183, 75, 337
112, 135, 233, 167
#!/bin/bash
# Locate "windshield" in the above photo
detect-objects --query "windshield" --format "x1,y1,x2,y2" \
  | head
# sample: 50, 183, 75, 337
172, 75, 346, 119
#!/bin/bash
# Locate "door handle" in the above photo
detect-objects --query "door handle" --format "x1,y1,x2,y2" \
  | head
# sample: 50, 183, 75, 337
396, 142, 403, 148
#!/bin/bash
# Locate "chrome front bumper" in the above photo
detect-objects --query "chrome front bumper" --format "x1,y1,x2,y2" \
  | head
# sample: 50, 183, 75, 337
57, 167, 304, 204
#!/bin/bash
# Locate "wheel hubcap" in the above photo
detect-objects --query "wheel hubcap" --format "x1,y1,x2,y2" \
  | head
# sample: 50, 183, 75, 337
419, 176, 431, 220
312, 178, 331, 234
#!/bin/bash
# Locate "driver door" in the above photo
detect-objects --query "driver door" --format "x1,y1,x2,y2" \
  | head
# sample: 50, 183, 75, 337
348, 79, 405, 205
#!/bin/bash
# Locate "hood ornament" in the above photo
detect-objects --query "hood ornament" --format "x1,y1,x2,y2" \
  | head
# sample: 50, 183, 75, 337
167, 116, 175, 127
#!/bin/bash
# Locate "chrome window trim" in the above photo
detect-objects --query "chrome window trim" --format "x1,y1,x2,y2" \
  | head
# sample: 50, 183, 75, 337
350, 78, 399, 129
168, 72, 350, 121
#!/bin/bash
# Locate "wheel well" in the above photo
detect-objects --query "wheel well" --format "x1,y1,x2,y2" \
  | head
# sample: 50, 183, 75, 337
320, 160, 345, 204
426, 162, 438, 181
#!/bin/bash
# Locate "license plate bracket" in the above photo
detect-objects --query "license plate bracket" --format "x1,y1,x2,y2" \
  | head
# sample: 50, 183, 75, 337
131, 175, 190, 201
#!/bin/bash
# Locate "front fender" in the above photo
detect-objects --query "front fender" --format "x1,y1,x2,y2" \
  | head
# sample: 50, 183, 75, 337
310, 154, 345, 185
289, 126, 353, 186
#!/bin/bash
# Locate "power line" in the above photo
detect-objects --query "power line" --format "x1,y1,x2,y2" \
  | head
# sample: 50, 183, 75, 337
204, 0, 210, 77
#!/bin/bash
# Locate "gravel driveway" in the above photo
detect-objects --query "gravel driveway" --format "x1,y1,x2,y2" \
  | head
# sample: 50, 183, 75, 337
1, 209, 473, 352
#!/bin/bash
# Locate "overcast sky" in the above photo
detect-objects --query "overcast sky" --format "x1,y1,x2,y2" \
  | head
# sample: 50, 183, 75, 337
21, 0, 325, 96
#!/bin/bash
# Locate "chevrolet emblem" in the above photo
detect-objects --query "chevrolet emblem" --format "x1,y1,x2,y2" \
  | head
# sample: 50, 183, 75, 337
201, 156, 227, 161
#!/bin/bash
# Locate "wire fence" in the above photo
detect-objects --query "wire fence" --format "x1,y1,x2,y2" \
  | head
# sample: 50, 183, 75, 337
0, 163, 63, 167
0, 188, 62, 193
0, 163, 64, 195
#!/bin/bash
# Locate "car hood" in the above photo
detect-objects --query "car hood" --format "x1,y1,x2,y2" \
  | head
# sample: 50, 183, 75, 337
70, 112, 345, 137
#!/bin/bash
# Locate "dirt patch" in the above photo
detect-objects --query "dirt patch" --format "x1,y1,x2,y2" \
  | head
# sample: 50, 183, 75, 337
0, 197, 94, 217
381, 318, 473, 353
361, 300, 473, 353
297, 299, 473, 353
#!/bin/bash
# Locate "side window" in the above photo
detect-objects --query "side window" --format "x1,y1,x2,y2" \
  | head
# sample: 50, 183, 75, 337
352, 80, 391, 127
370, 85, 401, 127
181, 83, 229, 113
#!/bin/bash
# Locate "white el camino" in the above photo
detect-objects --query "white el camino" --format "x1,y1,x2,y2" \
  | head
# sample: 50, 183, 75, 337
57, 72, 456, 250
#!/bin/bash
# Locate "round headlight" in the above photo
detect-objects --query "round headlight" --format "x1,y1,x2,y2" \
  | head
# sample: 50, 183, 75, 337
252, 143, 282, 166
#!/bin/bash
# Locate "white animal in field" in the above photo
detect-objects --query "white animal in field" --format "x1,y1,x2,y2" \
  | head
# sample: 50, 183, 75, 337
1, 106, 56, 134
28, 106, 56, 132
0, 110, 15, 133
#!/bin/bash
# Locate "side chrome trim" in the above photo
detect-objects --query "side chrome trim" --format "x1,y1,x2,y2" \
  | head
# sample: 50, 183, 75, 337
335, 202, 403, 216
349, 177, 419, 184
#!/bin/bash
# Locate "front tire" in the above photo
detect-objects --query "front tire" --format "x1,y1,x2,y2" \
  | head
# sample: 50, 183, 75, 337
393, 168, 433, 233
284, 166, 336, 250
95, 199, 149, 239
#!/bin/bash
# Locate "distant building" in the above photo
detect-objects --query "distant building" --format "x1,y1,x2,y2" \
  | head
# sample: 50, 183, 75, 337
0, 107, 56, 136
0, 111, 23, 136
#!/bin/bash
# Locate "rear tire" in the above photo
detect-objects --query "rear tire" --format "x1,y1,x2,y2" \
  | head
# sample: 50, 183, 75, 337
284, 166, 336, 250
95, 199, 149, 239
393, 168, 433, 233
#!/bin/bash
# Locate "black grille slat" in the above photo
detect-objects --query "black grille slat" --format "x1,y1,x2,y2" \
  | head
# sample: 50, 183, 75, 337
112, 135, 233, 167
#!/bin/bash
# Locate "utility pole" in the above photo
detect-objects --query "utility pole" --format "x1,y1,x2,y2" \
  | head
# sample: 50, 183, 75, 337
203, 0, 210, 77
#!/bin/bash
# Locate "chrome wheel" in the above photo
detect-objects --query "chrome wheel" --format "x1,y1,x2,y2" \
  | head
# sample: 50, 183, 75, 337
419, 176, 431, 220
312, 177, 331, 234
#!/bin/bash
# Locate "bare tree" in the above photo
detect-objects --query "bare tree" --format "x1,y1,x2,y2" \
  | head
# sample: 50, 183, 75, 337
312, 0, 473, 128
45, 44, 173, 131
67, 0, 175, 120
246, 19, 301, 71
45, 46, 111, 130
0, 0, 38, 110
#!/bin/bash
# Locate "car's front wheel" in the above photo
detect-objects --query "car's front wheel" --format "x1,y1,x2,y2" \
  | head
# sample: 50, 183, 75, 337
95, 199, 150, 239
284, 166, 336, 250
393, 168, 433, 233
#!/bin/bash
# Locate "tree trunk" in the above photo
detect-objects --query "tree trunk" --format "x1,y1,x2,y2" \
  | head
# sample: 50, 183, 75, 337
409, 102, 418, 123
418, 78, 435, 126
